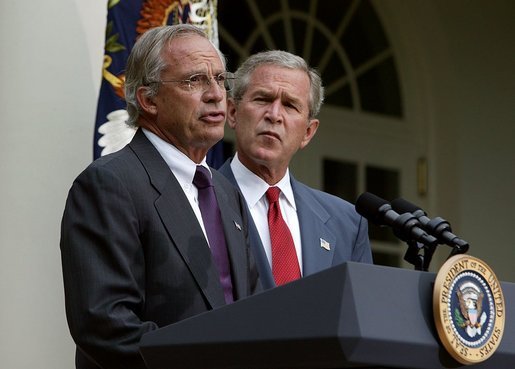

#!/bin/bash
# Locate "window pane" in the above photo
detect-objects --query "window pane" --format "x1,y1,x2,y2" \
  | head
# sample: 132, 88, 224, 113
342, 0, 389, 68
358, 58, 403, 117
366, 165, 399, 242
323, 158, 357, 203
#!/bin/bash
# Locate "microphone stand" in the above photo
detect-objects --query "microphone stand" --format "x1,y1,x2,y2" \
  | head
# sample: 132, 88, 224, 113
403, 239, 468, 272
403, 240, 436, 271
448, 243, 468, 257
403, 240, 425, 271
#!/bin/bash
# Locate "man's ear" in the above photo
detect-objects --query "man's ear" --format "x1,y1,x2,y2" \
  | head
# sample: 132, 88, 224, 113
136, 86, 157, 115
227, 98, 237, 129
299, 118, 320, 149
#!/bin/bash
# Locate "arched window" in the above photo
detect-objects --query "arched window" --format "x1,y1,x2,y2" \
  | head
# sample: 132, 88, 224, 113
218, 0, 402, 117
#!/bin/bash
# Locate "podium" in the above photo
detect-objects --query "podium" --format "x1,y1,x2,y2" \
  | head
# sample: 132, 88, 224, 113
139, 262, 514, 369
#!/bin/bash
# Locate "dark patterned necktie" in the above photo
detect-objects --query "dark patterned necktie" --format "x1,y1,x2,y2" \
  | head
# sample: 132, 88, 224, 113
266, 186, 301, 286
193, 166, 234, 303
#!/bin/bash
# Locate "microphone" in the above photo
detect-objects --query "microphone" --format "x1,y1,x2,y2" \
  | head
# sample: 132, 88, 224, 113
390, 198, 469, 254
355, 192, 438, 247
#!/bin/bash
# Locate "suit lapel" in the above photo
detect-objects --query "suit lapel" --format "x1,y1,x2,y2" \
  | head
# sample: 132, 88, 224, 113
212, 173, 248, 299
292, 178, 336, 276
218, 160, 276, 289
129, 130, 226, 308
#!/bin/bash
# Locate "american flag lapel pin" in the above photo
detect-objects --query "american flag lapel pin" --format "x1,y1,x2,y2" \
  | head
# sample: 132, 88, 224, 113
320, 238, 331, 251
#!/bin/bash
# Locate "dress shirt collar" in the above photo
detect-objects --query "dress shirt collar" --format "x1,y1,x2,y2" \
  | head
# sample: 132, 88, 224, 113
230, 153, 296, 210
142, 128, 210, 188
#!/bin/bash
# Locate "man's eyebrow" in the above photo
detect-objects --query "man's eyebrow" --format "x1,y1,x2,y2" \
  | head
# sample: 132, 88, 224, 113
247, 88, 273, 97
281, 92, 304, 106
248, 88, 303, 104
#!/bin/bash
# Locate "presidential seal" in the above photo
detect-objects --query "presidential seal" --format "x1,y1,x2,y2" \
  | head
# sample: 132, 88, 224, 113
433, 254, 505, 364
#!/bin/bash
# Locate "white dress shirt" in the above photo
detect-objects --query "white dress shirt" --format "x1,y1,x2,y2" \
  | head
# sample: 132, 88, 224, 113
142, 129, 210, 244
230, 153, 303, 274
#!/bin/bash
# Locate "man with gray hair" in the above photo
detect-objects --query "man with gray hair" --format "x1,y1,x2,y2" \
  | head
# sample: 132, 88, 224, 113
60, 24, 260, 368
219, 50, 372, 289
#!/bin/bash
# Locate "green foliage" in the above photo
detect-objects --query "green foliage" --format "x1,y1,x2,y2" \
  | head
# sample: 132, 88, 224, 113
105, 21, 126, 53
108, 0, 120, 9
454, 307, 466, 328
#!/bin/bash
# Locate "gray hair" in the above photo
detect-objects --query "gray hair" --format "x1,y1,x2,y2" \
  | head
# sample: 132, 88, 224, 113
124, 24, 226, 127
231, 50, 324, 118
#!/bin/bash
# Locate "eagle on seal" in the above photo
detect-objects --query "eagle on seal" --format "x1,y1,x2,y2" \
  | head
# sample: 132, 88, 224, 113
457, 281, 487, 337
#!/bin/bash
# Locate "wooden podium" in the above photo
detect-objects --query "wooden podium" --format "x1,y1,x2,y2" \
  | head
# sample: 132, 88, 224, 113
139, 262, 514, 369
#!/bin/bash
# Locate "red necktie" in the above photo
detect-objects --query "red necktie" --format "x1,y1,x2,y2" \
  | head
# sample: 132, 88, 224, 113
266, 186, 301, 286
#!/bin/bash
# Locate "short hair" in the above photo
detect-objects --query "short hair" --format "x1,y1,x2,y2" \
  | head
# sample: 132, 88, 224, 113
124, 24, 226, 127
231, 50, 324, 118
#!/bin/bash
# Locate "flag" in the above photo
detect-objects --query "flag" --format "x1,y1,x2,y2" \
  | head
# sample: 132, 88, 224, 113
94, 0, 224, 167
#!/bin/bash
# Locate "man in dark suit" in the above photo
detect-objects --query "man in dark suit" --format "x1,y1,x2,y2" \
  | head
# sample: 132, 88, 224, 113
218, 50, 372, 289
60, 25, 260, 369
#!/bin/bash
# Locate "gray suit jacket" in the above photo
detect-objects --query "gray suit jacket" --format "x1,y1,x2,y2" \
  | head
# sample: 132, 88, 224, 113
218, 158, 372, 290
60, 130, 260, 369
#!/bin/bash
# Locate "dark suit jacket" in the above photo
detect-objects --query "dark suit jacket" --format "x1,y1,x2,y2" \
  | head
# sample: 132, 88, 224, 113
218, 158, 372, 290
60, 130, 261, 369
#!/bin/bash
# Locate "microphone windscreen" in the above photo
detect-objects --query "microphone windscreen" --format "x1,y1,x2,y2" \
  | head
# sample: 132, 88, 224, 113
391, 198, 421, 214
355, 192, 389, 225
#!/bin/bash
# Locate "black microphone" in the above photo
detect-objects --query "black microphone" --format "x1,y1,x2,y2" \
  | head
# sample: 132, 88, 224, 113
390, 198, 469, 253
355, 192, 438, 247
